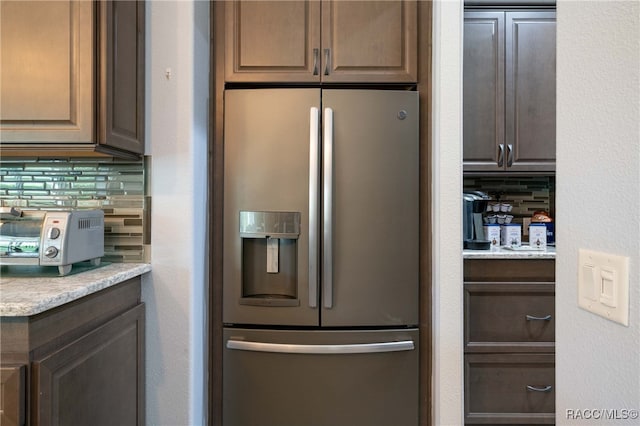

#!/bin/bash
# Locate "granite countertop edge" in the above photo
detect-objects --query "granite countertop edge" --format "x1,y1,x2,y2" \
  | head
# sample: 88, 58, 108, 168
0, 263, 152, 317
463, 246, 556, 259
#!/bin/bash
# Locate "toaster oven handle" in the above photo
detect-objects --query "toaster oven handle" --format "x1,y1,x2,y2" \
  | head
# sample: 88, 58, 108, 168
309, 107, 320, 308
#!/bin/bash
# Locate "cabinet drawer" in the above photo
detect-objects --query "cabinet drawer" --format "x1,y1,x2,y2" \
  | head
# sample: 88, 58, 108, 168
465, 353, 555, 424
465, 283, 555, 352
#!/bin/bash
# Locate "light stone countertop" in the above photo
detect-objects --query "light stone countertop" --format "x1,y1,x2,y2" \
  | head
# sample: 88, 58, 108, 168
0, 263, 151, 317
463, 246, 556, 259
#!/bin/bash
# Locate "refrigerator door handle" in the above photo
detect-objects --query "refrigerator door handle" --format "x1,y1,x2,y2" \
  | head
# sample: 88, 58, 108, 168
226, 339, 415, 354
323, 107, 334, 309
309, 107, 320, 308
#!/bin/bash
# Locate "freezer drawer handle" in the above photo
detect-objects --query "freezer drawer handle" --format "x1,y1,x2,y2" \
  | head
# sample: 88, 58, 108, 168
226, 339, 415, 355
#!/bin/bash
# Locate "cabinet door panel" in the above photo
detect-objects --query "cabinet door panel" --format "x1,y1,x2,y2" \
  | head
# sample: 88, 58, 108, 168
99, 0, 145, 154
321, 0, 417, 83
225, 1, 321, 82
0, 1, 94, 143
32, 305, 145, 426
0, 365, 26, 426
506, 12, 556, 172
463, 12, 505, 171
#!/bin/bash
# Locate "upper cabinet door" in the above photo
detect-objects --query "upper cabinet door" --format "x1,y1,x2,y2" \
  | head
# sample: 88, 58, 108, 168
224, 0, 417, 84
463, 10, 556, 173
98, 0, 145, 155
225, 1, 321, 83
320, 0, 417, 83
505, 11, 556, 172
463, 12, 505, 172
0, 0, 94, 143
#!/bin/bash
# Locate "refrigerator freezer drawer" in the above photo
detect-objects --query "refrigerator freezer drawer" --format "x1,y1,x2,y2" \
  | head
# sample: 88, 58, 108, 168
223, 328, 419, 426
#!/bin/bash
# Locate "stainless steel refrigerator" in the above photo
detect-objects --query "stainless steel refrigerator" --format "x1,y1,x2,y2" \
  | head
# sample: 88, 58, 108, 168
223, 89, 419, 426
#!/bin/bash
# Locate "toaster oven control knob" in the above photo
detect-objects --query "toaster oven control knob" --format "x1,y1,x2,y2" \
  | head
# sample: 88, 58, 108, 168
44, 246, 59, 258
47, 227, 61, 239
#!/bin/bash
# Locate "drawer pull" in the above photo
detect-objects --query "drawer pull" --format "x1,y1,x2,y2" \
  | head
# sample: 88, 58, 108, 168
526, 314, 552, 321
526, 385, 553, 392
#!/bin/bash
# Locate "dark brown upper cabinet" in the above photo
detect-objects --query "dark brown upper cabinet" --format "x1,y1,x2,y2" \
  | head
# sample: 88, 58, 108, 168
98, 0, 145, 157
225, 0, 418, 84
0, 0, 145, 159
463, 10, 556, 173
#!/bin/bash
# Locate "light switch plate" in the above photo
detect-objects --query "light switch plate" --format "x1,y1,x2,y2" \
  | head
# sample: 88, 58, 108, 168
578, 249, 629, 326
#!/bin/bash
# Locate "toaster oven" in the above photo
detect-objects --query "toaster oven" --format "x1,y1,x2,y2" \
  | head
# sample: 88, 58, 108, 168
0, 208, 104, 276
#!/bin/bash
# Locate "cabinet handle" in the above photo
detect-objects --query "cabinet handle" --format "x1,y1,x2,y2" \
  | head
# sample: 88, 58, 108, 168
312, 48, 319, 75
526, 385, 553, 392
507, 144, 514, 167
526, 314, 552, 321
497, 144, 505, 167
323, 48, 331, 75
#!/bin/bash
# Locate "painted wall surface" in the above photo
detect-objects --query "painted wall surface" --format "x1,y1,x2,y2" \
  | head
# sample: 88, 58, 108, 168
556, 1, 640, 424
142, 1, 209, 425
431, 1, 464, 425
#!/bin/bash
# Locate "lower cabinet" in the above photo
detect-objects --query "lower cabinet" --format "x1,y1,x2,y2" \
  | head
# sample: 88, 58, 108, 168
0, 277, 144, 426
0, 365, 26, 426
464, 259, 555, 425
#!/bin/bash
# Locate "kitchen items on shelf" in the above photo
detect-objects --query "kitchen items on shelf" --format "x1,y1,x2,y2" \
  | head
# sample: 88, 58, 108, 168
501, 223, 522, 247
532, 210, 555, 244
529, 223, 547, 249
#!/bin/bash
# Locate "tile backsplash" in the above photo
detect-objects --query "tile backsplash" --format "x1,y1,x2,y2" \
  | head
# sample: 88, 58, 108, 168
0, 157, 150, 263
464, 176, 556, 222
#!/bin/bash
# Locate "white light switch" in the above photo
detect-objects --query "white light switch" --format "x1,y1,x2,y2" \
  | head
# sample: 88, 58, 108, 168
578, 249, 629, 326
599, 268, 616, 307
581, 263, 598, 301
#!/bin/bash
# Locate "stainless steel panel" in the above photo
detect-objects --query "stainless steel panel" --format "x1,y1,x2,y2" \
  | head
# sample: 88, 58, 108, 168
239, 211, 300, 238
223, 89, 320, 326
223, 327, 419, 426
321, 90, 419, 327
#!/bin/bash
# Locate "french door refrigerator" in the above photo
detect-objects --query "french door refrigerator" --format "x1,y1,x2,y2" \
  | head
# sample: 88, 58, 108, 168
223, 89, 419, 426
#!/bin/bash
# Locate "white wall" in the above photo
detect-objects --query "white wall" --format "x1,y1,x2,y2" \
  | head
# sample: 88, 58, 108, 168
143, 1, 209, 424
431, 1, 464, 425
556, 1, 640, 424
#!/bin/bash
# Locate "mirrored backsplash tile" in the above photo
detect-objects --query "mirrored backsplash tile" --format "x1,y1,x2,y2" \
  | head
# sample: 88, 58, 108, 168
0, 157, 151, 263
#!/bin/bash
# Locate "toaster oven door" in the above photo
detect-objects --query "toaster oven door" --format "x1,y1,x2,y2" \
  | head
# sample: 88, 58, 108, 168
0, 214, 42, 261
